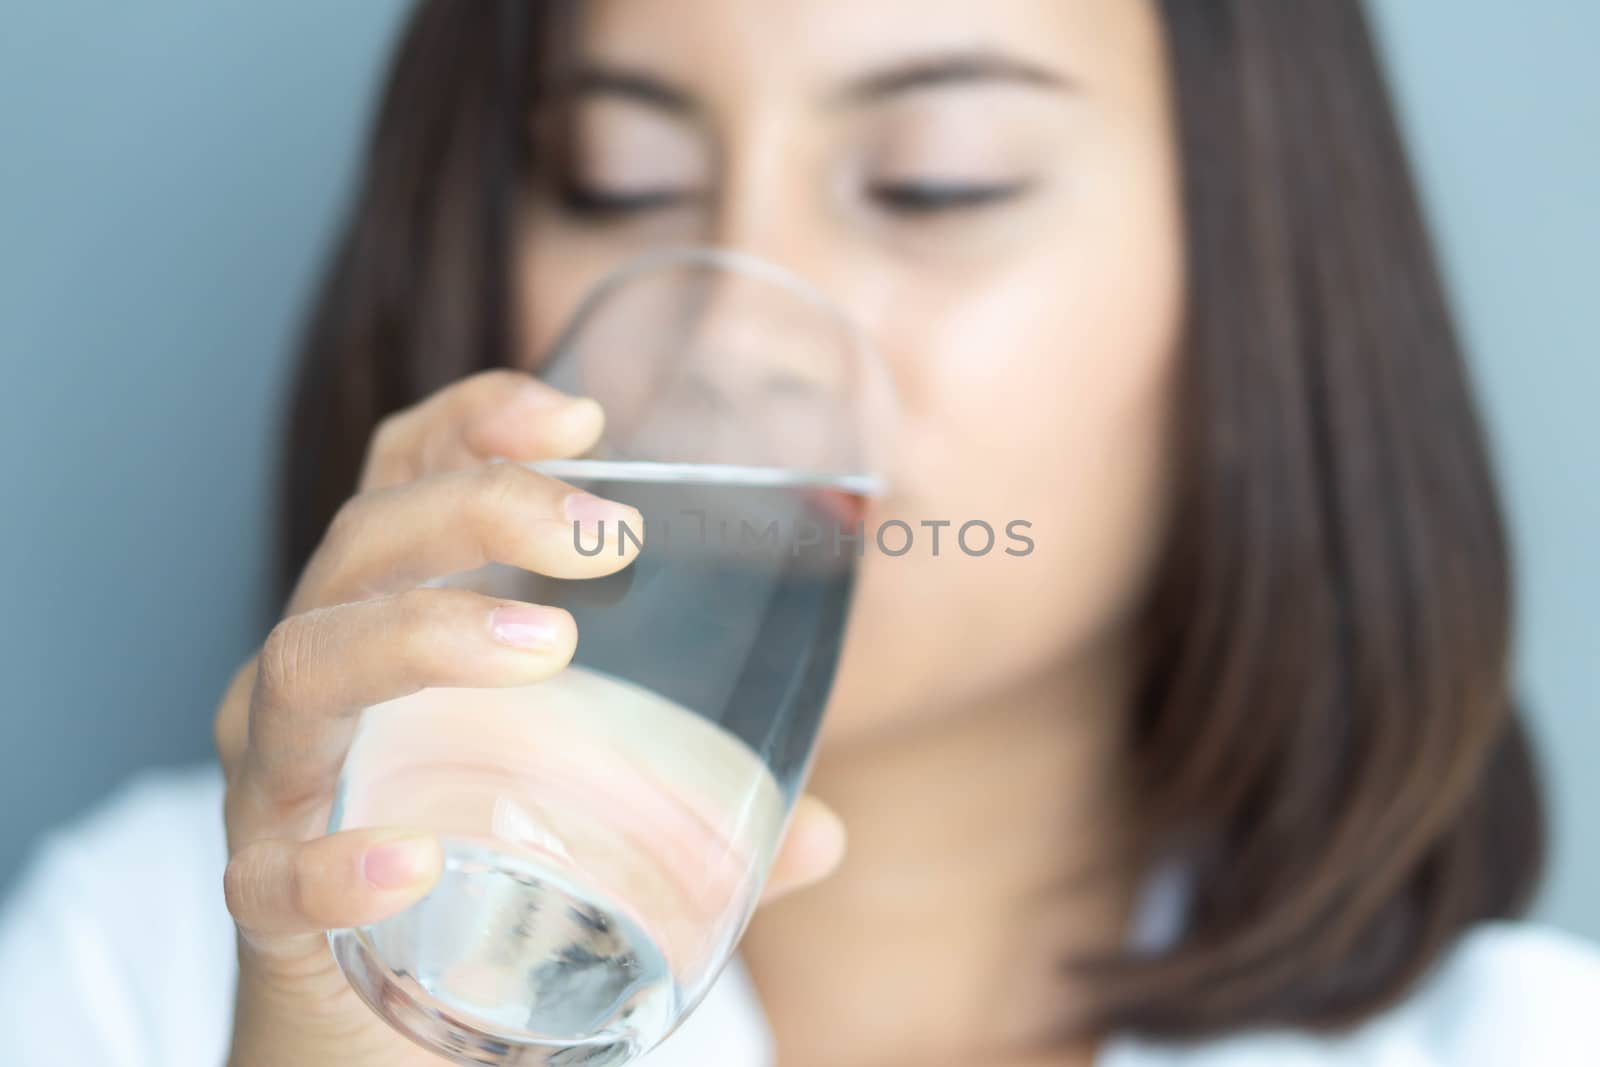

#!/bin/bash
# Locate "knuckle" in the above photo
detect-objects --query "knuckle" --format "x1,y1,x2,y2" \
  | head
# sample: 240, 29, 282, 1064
480, 458, 529, 501
369, 411, 410, 458
323, 492, 370, 552
471, 368, 529, 395
359, 414, 417, 490
389, 585, 440, 633
256, 614, 322, 707
212, 659, 255, 764
389, 585, 440, 624
222, 853, 258, 920
389, 588, 459, 675
213, 703, 242, 767
470, 462, 532, 534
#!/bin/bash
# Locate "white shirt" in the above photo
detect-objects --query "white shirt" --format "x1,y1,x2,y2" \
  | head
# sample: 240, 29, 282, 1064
1, 766, 1596, 1066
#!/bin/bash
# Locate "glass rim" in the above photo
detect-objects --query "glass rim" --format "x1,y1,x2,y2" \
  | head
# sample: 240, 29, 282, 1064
527, 458, 887, 498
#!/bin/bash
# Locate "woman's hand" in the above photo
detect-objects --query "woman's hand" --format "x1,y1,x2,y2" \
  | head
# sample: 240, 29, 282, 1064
213, 371, 847, 1066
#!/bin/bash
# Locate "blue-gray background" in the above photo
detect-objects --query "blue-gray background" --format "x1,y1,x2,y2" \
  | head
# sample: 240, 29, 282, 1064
1, 2, 1595, 937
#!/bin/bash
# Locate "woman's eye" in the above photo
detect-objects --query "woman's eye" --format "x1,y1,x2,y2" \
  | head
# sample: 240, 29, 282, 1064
559, 183, 695, 219
868, 180, 1031, 216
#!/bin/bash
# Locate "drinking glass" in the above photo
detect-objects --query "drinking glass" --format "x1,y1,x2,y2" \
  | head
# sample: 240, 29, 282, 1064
326, 247, 895, 1064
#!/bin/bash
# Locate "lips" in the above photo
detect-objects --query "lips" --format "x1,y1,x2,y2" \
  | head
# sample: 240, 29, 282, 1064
800, 485, 868, 530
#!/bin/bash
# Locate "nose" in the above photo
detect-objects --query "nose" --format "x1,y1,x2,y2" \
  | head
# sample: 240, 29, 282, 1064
684, 254, 848, 402
657, 251, 869, 473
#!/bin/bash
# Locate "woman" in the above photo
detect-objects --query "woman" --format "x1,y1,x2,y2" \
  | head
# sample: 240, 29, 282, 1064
2, 1, 1595, 1064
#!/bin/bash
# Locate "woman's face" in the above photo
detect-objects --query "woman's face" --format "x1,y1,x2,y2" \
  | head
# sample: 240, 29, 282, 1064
518, 0, 1183, 746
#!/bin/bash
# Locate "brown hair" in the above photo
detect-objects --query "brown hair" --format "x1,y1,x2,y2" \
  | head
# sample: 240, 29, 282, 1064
279, 0, 1543, 1041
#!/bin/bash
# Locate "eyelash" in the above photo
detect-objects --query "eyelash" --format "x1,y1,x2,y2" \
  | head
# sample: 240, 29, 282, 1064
866, 180, 1031, 215
558, 185, 695, 219
557, 180, 1030, 221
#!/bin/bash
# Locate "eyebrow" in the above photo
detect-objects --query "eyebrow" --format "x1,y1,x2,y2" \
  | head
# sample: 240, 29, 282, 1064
567, 49, 1071, 118
839, 50, 1073, 105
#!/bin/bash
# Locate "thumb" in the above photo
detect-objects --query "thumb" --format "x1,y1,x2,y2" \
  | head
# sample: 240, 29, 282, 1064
761, 794, 847, 904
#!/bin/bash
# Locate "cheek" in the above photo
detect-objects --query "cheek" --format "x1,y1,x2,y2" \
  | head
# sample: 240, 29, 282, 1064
515, 234, 628, 372
827, 185, 1184, 733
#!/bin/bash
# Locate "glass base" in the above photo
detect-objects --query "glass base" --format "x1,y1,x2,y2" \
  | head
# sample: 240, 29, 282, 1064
331, 930, 641, 1066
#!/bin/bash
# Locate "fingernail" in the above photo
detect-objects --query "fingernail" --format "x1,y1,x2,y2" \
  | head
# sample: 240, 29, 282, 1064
490, 604, 568, 650
512, 380, 572, 411
478, 383, 577, 439
362, 838, 436, 890
563, 492, 640, 535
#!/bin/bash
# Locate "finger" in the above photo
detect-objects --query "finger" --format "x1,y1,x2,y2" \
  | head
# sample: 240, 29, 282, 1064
291, 462, 642, 615
213, 655, 258, 782
760, 794, 847, 903
247, 587, 576, 804
360, 369, 604, 492
225, 828, 442, 945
